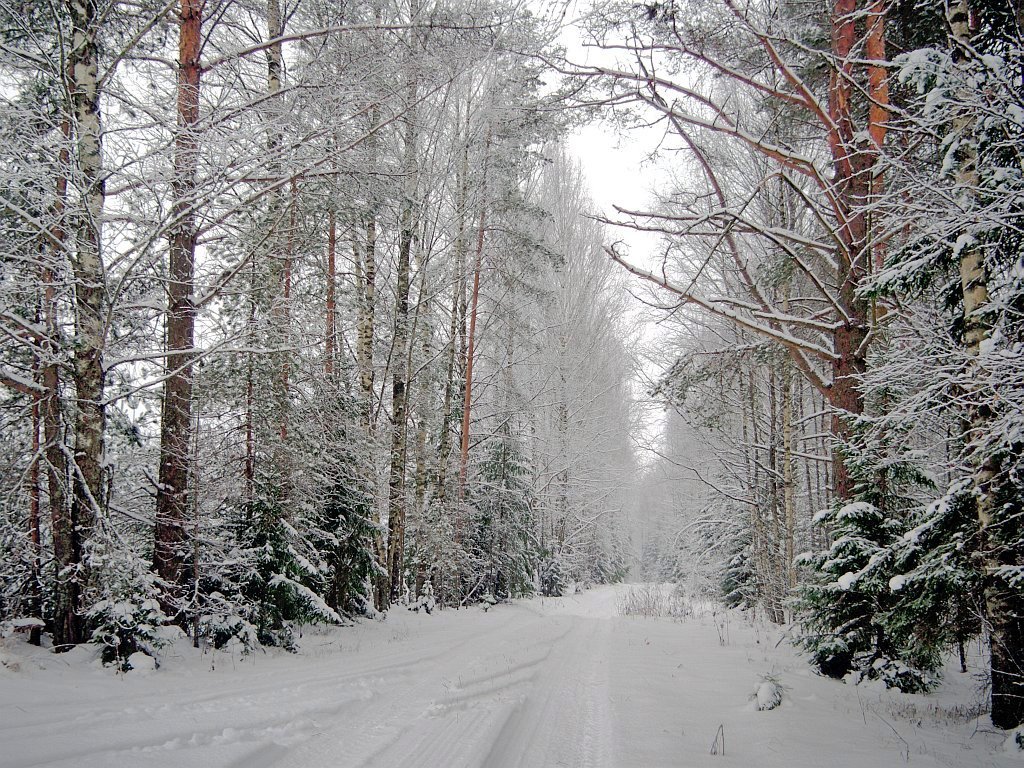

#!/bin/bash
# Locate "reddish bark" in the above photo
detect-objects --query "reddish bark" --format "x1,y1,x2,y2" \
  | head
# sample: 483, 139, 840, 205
457, 131, 491, 507
155, 0, 202, 596
457, 203, 486, 506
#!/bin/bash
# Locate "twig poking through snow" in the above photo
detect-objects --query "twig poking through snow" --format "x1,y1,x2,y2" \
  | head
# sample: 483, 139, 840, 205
709, 724, 725, 755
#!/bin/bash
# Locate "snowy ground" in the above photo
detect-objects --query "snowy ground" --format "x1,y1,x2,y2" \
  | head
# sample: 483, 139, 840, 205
1, 584, 1016, 767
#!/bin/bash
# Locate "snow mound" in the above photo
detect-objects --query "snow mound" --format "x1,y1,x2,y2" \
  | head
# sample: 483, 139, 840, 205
754, 677, 783, 711
127, 652, 156, 674
0, 646, 21, 675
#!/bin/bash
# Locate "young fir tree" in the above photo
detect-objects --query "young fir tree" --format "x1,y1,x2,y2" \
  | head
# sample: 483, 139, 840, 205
795, 501, 914, 685
796, 418, 938, 692
886, 481, 984, 676
721, 526, 757, 611
309, 391, 377, 618
539, 555, 567, 598
239, 484, 325, 649
468, 432, 537, 600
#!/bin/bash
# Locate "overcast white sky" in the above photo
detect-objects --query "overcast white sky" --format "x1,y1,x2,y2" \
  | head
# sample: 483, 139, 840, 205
552, 3, 688, 464
566, 117, 678, 465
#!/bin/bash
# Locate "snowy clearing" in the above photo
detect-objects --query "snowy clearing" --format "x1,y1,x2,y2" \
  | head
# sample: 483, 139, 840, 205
0, 585, 1013, 767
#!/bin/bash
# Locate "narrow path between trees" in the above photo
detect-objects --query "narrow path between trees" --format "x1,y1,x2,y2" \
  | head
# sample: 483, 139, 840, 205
0, 586, 1005, 767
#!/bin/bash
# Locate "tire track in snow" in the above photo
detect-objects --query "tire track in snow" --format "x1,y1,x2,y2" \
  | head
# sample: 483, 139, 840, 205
4, 590, 622, 768
481, 617, 615, 768
4, 607, 532, 768
352, 622, 576, 767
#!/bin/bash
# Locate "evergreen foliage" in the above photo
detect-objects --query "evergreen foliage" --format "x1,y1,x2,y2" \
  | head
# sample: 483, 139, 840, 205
539, 555, 567, 598
886, 482, 984, 676
794, 502, 925, 688
721, 529, 757, 611
796, 418, 942, 692
469, 433, 538, 600
87, 553, 173, 668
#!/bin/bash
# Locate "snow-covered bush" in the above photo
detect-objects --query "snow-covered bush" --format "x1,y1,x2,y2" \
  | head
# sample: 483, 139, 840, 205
409, 582, 436, 614
88, 594, 171, 670
198, 609, 261, 654
720, 527, 757, 611
86, 543, 174, 669
539, 556, 567, 597
753, 675, 784, 711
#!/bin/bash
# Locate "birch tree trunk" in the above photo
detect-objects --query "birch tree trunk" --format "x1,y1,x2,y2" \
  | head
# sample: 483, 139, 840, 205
266, 0, 291, 461
64, 0, 107, 645
435, 110, 470, 504
358, 210, 377, 429
947, 0, 1024, 731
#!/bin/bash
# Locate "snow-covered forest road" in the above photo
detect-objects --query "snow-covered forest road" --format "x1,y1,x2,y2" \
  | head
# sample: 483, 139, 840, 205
1, 586, 1008, 767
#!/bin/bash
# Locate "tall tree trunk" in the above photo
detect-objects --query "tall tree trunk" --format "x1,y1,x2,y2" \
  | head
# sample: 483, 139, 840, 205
357, 105, 384, 610
748, 366, 771, 612
412, 280, 432, 520
865, 0, 889, 277
244, 261, 257, 510
457, 203, 485, 504
266, 0, 291, 458
358, 213, 377, 429
782, 359, 796, 593
458, 130, 492, 504
28, 320, 43, 646
45, 117, 71, 644
325, 208, 337, 376
387, 75, 419, 603
947, 0, 1024, 731
826, 0, 873, 501
279, 177, 295, 447
155, 0, 202, 599
436, 279, 461, 502
767, 364, 783, 622
738, 343, 757, 613
435, 112, 470, 503
64, 0, 107, 645
410, 247, 433, 599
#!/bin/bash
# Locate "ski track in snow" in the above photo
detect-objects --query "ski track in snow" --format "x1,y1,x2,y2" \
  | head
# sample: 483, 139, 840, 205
0, 585, 1014, 767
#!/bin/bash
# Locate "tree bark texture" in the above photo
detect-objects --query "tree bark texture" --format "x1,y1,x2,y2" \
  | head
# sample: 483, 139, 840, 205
155, 0, 202, 594
948, 0, 1024, 731
826, 0, 873, 502
64, 0, 107, 645
46, 116, 73, 645
387, 75, 419, 603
